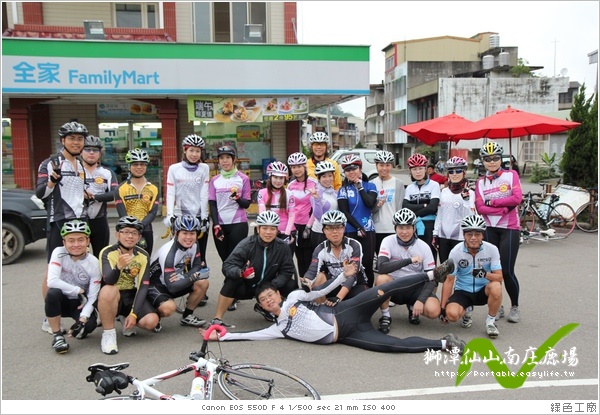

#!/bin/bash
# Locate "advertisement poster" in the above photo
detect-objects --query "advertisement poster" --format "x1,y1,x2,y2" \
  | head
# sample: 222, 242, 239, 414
188, 96, 309, 122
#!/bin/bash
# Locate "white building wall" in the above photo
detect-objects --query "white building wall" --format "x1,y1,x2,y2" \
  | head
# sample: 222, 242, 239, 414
268, 2, 286, 44
175, 2, 193, 43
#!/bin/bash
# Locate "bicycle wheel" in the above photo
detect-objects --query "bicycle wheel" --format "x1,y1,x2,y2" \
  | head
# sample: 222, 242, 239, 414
576, 202, 598, 233
519, 206, 536, 233
545, 203, 576, 238
217, 363, 320, 400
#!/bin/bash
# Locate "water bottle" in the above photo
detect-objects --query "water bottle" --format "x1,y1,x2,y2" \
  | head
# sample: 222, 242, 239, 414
190, 376, 205, 400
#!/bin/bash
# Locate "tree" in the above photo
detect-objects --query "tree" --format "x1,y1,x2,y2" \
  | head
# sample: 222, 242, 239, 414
560, 84, 598, 188
313, 104, 354, 117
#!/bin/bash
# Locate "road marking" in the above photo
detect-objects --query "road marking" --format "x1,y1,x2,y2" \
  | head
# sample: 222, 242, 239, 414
320, 378, 599, 400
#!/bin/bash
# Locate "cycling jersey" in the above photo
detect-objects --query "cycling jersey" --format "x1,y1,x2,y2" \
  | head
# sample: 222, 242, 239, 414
47, 247, 101, 320
257, 188, 296, 235
36, 154, 86, 222
310, 183, 338, 234
287, 177, 318, 225
84, 165, 118, 219
99, 243, 151, 317
448, 241, 502, 293
304, 236, 368, 288
337, 181, 377, 232
433, 187, 475, 240
115, 180, 160, 229
475, 170, 522, 230
208, 171, 251, 225
307, 157, 342, 190
371, 176, 405, 234
149, 238, 204, 294
378, 235, 436, 278
165, 162, 210, 220
403, 179, 441, 220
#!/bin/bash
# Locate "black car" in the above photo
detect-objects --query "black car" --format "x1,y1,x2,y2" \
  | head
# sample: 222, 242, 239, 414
2, 189, 47, 264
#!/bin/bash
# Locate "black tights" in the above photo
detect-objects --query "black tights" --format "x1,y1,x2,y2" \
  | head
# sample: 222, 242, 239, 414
485, 227, 520, 307
334, 274, 442, 353
346, 230, 375, 287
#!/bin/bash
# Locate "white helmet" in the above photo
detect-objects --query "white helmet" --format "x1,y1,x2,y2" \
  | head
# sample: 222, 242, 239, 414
287, 152, 308, 166
182, 134, 205, 148
266, 161, 288, 177
309, 132, 329, 143
125, 148, 149, 164
480, 141, 503, 157
392, 208, 417, 226
374, 151, 394, 164
60, 220, 91, 237
446, 156, 468, 170
314, 161, 337, 176
256, 211, 281, 227
461, 214, 487, 232
321, 210, 347, 227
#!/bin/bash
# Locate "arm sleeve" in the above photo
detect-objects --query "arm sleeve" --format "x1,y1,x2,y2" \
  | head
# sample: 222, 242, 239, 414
114, 184, 127, 217
208, 200, 219, 225
100, 248, 121, 285
235, 175, 252, 209
414, 198, 440, 216
131, 260, 151, 317
298, 273, 347, 302
162, 248, 205, 293
35, 159, 53, 200
416, 280, 436, 304
81, 260, 102, 319
358, 184, 377, 208
337, 188, 363, 230
165, 166, 176, 217
94, 170, 119, 203
220, 324, 285, 342
377, 255, 413, 274
200, 165, 210, 219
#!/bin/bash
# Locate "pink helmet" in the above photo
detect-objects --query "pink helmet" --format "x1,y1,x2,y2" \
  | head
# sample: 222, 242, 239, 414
407, 153, 428, 168
446, 156, 467, 170
266, 161, 288, 177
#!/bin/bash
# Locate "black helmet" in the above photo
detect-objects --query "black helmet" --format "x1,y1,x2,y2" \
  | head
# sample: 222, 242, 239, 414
116, 216, 144, 232
217, 146, 236, 159
84, 135, 103, 149
59, 122, 88, 138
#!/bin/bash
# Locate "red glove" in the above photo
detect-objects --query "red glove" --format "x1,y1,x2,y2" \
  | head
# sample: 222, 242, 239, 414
241, 267, 255, 279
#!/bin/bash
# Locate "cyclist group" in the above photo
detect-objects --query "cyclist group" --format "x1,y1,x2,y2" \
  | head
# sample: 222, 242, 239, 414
38, 120, 522, 356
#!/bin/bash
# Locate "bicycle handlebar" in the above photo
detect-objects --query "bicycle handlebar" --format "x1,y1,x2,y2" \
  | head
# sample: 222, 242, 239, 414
203, 324, 227, 341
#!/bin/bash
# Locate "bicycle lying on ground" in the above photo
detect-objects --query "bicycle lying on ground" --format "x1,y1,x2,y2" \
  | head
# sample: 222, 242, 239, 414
575, 187, 598, 233
519, 190, 576, 241
86, 325, 320, 400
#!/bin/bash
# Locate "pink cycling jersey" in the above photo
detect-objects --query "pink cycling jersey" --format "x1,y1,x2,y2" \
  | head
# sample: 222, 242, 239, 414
475, 170, 522, 230
257, 187, 296, 235
287, 177, 318, 225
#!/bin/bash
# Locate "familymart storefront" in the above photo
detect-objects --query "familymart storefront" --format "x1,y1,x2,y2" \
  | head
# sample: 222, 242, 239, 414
2, 38, 369, 194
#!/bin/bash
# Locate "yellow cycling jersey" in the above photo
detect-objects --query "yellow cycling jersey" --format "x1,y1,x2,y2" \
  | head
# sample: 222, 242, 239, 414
99, 244, 150, 291
115, 180, 159, 222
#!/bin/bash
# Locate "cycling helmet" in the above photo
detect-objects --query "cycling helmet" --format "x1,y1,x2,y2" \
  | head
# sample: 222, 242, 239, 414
392, 208, 417, 226
314, 161, 337, 176
340, 154, 362, 169
266, 161, 288, 177
84, 135, 103, 149
446, 156, 468, 170
125, 148, 149, 164
256, 211, 281, 227
58, 121, 88, 138
480, 141, 503, 157
461, 214, 487, 232
374, 150, 395, 164
172, 215, 201, 232
217, 146, 236, 159
182, 134, 205, 148
287, 152, 308, 166
309, 132, 329, 144
320, 210, 347, 227
60, 220, 91, 238
116, 216, 144, 232
407, 153, 428, 168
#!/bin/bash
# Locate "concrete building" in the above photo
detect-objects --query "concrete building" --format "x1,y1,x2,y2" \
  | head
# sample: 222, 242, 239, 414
381, 32, 571, 169
1, 2, 369, 191
364, 83, 385, 151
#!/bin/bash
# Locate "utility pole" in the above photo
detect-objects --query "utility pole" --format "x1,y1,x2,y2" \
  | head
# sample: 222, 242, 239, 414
552, 38, 559, 77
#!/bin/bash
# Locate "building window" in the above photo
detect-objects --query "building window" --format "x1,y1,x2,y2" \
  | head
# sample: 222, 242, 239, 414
211, 2, 266, 43
194, 2, 211, 42
115, 3, 157, 28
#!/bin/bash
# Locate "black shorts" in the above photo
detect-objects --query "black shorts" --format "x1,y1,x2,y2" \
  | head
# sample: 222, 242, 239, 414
118, 289, 157, 320
389, 284, 438, 306
146, 283, 192, 309
447, 289, 489, 309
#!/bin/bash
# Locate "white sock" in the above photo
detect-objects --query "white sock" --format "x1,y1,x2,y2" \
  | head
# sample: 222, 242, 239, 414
426, 270, 434, 280
441, 340, 447, 349
486, 315, 496, 324
381, 308, 390, 318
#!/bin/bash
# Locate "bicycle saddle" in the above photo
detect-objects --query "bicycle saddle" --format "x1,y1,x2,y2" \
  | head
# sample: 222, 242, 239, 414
87, 362, 130, 374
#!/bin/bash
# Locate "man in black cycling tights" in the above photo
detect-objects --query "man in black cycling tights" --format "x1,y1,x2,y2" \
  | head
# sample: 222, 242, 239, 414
202, 258, 465, 355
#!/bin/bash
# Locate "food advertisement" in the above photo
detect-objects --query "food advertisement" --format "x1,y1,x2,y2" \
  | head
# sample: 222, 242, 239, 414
187, 96, 309, 122
97, 102, 157, 117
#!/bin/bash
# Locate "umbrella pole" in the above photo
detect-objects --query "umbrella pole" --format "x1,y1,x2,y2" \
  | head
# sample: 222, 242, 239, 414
508, 130, 513, 170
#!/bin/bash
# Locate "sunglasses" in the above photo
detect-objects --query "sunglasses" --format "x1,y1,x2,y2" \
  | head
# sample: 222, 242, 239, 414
483, 156, 501, 162
343, 165, 359, 171
447, 169, 464, 174
83, 147, 101, 153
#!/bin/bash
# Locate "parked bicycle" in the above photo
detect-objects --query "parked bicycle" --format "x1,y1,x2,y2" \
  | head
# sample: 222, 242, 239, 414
86, 325, 320, 400
575, 187, 598, 233
519, 190, 576, 241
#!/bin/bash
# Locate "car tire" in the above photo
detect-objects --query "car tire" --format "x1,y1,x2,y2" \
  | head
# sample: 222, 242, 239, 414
2, 222, 26, 265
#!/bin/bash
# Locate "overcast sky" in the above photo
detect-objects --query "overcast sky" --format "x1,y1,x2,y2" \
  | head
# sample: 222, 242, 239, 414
297, 1, 599, 117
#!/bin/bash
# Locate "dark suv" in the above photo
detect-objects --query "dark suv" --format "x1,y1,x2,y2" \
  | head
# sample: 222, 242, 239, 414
2, 189, 47, 264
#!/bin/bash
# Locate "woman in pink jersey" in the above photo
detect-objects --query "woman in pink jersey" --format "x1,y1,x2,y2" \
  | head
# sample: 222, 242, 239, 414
474, 141, 522, 324
287, 152, 318, 277
257, 161, 296, 243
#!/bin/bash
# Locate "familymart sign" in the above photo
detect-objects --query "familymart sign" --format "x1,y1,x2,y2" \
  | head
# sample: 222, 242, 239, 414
2, 38, 369, 96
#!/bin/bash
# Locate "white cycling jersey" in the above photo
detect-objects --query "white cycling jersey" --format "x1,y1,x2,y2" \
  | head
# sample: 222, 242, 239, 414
165, 162, 210, 220
47, 247, 101, 319
378, 235, 436, 278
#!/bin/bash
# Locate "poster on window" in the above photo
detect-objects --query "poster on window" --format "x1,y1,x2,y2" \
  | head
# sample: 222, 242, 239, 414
187, 96, 309, 122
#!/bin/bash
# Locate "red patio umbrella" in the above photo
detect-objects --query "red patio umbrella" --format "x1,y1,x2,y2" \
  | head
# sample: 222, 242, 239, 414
399, 112, 475, 146
450, 105, 581, 168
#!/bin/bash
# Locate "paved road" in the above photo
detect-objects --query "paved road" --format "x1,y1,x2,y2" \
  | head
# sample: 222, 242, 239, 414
2, 199, 598, 409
